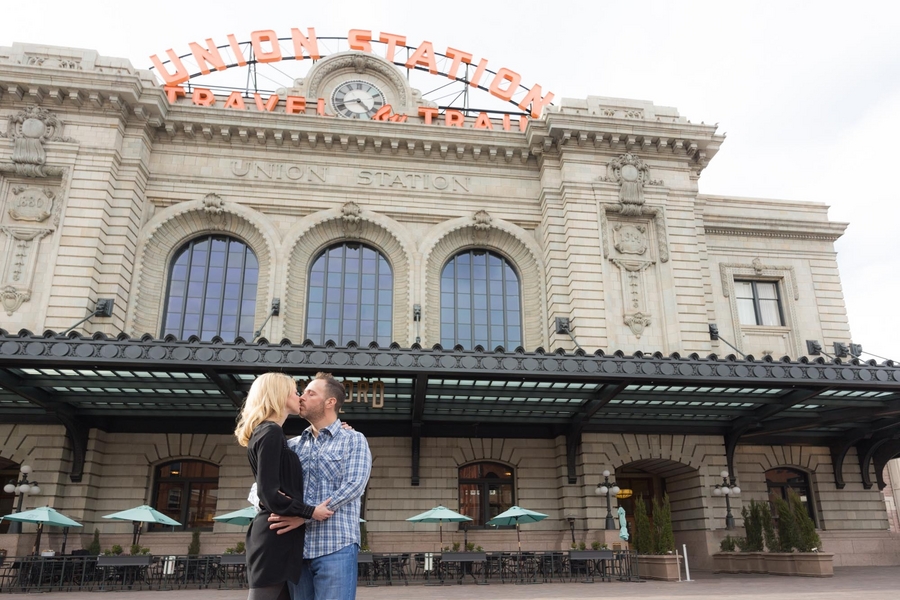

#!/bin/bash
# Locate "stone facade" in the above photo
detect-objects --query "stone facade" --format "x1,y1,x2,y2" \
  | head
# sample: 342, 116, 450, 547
0, 42, 896, 567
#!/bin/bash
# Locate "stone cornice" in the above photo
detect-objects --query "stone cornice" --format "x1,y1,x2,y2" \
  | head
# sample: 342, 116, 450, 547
0, 64, 169, 127
153, 104, 536, 162
704, 215, 847, 242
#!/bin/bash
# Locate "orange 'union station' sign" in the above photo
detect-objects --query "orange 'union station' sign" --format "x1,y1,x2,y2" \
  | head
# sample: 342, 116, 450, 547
150, 28, 554, 122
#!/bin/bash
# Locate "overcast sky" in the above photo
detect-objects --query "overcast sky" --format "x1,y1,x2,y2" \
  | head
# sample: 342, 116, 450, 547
3, 1, 898, 360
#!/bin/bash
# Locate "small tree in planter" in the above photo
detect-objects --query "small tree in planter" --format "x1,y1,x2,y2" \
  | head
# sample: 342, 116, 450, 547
188, 531, 201, 556
767, 496, 800, 576
741, 500, 767, 573
760, 501, 777, 552
88, 529, 102, 556
789, 489, 832, 577
633, 495, 679, 581
633, 496, 654, 554
653, 494, 675, 555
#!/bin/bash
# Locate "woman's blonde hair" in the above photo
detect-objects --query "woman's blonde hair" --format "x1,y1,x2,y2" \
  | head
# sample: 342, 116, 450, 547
234, 372, 297, 447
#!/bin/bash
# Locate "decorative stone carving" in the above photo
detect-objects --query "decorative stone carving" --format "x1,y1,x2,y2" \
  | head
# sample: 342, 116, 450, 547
600, 153, 662, 216
600, 205, 668, 263
611, 258, 654, 339
2, 105, 75, 177
24, 56, 81, 69
473, 210, 492, 244
0, 225, 53, 315
8, 186, 55, 222
340, 201, 362, 238
613, 223, 648, 255
202, 193, 227, 228
624, 312, 652, 338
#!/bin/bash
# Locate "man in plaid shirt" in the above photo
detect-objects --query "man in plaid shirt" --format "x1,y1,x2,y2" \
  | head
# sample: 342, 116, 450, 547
262, 372, 372, 600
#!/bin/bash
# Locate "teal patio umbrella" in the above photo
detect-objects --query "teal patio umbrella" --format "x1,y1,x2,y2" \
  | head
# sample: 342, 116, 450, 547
406, 506, 472, 546
487, 506, 548, 551
213, 506, 258, 527
103, 505, 181, 546
1, 506, 82, 555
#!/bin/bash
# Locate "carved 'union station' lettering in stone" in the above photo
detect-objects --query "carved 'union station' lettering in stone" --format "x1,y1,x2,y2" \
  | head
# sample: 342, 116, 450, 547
230, 160, 329, 182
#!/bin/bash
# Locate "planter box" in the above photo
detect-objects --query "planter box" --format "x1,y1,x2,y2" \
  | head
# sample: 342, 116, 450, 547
637, 555, 680, 581
732, 553, 751, 573
712, 552, 736, 574
747, 551, 767, 574
765, 553, 796, 576
793, 553, 833, 577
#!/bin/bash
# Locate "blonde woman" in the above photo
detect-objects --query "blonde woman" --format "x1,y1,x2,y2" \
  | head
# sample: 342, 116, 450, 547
235, 372, 334, 600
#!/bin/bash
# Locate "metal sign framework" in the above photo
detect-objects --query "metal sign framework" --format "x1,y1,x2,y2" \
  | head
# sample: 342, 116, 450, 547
151, 36, 547, 119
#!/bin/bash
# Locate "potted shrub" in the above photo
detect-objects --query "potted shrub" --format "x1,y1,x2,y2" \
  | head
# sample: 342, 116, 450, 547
713, 535, 738, 574
188, 531, 201, 556
733, 536, 751, 573
635, 494, 680, 581
88, 529, 102, 555
766, 496, 798, 576
742, 500, 767, 574
789, 490, 832, 577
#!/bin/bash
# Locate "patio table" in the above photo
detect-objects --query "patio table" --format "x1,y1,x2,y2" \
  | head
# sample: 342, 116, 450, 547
439, 551, 489, 585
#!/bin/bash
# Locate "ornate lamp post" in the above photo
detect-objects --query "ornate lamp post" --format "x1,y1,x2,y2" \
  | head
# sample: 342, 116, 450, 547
3, 465, 41, 534
594, 470, 620, 530
713, 470, 741, 529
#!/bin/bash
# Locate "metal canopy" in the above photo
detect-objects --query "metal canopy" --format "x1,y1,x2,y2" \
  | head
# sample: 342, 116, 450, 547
1, 329, 899, 488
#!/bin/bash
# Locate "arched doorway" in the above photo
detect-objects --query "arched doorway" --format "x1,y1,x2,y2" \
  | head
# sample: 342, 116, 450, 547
614, 459, 703, 540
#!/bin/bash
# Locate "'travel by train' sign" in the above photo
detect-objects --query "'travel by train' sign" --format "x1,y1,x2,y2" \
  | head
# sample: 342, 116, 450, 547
150, 28, 554, 124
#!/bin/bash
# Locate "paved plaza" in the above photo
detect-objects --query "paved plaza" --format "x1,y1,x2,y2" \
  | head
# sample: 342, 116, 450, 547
10, 567, 900, 600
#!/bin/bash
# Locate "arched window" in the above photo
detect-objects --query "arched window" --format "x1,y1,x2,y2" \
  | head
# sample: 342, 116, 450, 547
458, 462, 515, 528
441, 250, 522, 350
150, 460, 219, 531
162, 235, 258, 340
766, 467, 816, 525
306, 243, 393, 346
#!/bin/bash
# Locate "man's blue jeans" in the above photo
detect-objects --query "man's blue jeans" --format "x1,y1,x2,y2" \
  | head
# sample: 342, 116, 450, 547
289, 543, 358, 600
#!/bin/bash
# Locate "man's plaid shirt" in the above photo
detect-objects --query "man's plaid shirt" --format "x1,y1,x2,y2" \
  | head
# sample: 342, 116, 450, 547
287, 419, 372, 559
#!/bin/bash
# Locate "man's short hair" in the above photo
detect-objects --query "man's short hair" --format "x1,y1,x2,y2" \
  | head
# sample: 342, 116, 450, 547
315, 372, 346, 412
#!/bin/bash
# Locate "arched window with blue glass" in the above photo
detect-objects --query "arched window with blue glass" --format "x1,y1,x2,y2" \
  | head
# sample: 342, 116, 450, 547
441, 249, 522, 350
305, 243, 393, 346
161, 235, 258, 341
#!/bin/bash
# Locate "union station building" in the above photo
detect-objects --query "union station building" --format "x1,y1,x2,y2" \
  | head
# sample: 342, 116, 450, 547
0, 35, 899, 569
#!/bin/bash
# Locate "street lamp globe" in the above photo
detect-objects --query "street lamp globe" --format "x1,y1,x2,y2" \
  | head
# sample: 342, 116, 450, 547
30, 485, 41, 494
611, 485, 621, 495
713, 487, 722, 496
3, 483, 14, 494
602, 470, 611, 478
18, 483, 31, 494
596, 485, 608, 495
731, 486, 741, 495
720, 470, 729, 479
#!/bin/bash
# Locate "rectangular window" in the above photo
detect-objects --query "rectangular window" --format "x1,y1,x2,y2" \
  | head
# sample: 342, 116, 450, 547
734, 280, 784, 326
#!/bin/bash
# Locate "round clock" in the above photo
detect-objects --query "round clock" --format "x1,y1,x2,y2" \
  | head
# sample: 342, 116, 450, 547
331, 80, 387, 119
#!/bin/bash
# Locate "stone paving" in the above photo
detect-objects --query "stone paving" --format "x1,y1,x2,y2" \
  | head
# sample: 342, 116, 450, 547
14, 567, 900, 600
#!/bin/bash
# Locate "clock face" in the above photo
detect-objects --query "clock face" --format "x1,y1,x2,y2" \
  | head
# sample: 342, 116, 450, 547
331, 80, 386, 119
